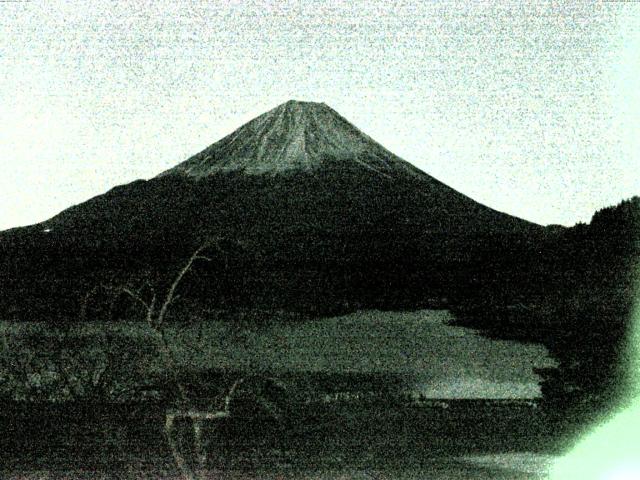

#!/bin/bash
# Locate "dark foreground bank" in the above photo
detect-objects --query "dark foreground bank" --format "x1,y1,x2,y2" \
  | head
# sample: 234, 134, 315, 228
0, 400, 564, 479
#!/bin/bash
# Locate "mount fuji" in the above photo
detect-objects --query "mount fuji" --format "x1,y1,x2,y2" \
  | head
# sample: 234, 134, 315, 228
1, 100, 541, 318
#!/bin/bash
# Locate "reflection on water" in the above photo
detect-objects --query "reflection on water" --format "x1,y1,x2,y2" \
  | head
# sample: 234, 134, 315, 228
0, 400, 558, 479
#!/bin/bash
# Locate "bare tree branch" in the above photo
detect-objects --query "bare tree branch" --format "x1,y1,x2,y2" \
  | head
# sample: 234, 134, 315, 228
77, 238, 240, 479
220, 377, 246, 412
121, 287, 151, 310
80, 285, 99, 322
155, 242, 213, 328
165, 414, 197, 480
146, 294, 157, 325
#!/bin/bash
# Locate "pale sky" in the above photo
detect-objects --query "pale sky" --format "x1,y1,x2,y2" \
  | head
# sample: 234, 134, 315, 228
1, 1, 639, 230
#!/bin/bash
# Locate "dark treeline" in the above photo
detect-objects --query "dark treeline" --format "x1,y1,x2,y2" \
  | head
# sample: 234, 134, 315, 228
0, 230, 543, 324
451, 196, 640, 417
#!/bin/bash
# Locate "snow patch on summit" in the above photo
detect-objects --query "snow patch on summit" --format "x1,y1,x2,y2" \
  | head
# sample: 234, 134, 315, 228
160, 100, 423, 179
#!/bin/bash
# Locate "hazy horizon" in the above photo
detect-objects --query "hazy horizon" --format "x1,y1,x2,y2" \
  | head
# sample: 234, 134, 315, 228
2, 1, 639, 230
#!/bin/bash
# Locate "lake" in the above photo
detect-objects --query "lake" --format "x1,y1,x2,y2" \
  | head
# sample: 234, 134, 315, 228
0, 309, 561, 478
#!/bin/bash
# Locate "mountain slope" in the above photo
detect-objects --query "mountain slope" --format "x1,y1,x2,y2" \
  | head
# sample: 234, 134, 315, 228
14, 100, 537, 251
160, 100, 424, 177
0, 100, 542, 319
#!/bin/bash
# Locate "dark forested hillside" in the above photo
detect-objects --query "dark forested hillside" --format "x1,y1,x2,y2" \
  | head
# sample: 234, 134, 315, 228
0, 101, 540, 322
452, 196, 640, 415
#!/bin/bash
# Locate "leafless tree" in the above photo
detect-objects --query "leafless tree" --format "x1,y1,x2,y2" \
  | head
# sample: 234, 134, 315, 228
0, 238, 292, 479
76, 238, 293, 479
81, 239, 260, 479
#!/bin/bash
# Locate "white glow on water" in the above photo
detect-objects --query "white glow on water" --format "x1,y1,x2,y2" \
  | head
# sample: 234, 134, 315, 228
603, 463, 640, 480
550, 273, 640, 480
550, 404, 640, 479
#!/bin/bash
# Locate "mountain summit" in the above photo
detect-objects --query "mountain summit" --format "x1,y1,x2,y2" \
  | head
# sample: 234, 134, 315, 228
161, 100, 420, 178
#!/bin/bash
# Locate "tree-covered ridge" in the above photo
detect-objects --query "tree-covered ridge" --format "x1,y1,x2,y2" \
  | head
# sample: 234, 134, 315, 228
452, 196, 640, 416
